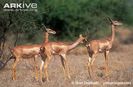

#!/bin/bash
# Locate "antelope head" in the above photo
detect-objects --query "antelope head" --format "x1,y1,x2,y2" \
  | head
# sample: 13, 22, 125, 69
79, 34, 87, 44
107, 17, 122, 26
46, 28, 56, 34
42, 24, 56, 34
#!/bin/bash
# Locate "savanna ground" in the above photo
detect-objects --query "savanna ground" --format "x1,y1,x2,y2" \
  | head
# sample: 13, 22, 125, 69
0, 44, 132, 87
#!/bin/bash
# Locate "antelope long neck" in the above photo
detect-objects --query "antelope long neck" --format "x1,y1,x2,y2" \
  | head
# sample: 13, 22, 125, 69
68, 38, 82, 50
110, 25, 115, 43
44, 32, 49, 43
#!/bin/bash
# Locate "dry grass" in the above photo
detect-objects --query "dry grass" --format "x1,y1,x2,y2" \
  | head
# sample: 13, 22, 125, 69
0, 27, 133, 87
0, 44, 132, 87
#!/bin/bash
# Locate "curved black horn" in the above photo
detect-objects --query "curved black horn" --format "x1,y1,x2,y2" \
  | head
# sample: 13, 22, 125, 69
107, 17, 113, 23
43, 25, 47, 29
41, 24, 47, 31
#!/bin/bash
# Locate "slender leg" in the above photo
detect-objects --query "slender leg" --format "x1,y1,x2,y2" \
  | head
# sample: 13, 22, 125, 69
91, 54, 96, 72
42, 52, 52, 82
87, 57, 92, 78
91, 56, 95, 65
104, 51, 109, 76
34, 56, 38, 81
40, 60, 44, 82
60, 55, 66, 79
61, 54, 71, 79
12, 58, 19, 80
64, 55, 71, 79
91, 54, 97, 80
87, 53, 96, 79
44, 57, 51, 81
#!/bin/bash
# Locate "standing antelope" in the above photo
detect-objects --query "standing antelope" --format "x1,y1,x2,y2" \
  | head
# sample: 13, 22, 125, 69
84, 18, 122, 78
10, 28, 56, 80
39, 34, 86, 82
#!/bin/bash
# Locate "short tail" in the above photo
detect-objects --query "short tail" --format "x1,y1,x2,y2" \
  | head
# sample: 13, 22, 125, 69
0, 55, 14, 70
0, 47, 14, 70
7, 46, 14, 62
3, 47, 15, 66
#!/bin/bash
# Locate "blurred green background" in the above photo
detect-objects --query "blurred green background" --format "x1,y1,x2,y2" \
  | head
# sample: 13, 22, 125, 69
0, 0, 133, 45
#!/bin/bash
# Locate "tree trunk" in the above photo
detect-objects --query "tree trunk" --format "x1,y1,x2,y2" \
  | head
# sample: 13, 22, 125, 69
0, 31, 16, 61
